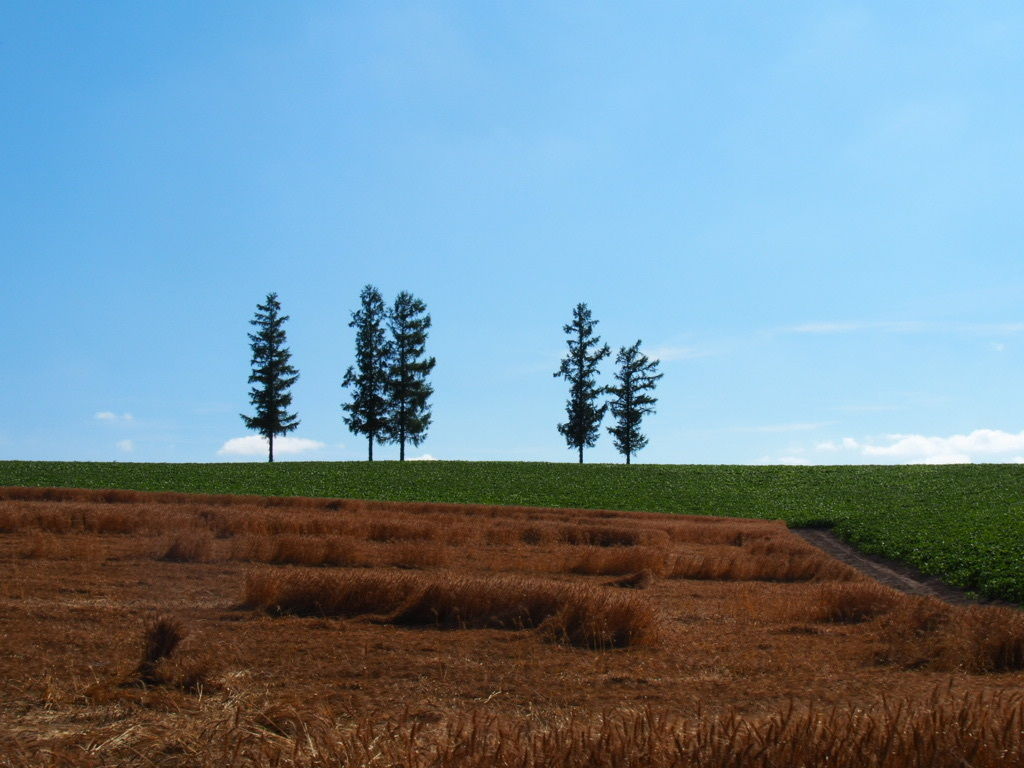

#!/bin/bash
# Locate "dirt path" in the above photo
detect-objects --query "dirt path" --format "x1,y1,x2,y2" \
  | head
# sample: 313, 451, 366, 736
793, 528, 985, 606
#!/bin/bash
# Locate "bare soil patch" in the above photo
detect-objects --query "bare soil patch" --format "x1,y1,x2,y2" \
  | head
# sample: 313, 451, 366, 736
794, 527, 996, 606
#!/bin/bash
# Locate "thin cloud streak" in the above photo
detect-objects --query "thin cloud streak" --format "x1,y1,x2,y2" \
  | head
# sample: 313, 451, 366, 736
781, 321, 1024, 336
736, 422, 833, 433
642, 345, 712, 362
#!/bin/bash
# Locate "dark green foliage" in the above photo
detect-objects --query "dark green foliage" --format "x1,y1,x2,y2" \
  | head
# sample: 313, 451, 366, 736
385, 291, 436, 461
554, 303, 610, 463
606, 341, 662, 464
241, 293, 300, 463
342, 285, 391, 461
6, 462, 1024, 604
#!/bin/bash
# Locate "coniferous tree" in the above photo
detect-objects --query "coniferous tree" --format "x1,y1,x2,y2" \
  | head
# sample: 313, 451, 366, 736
342, 285, 392, 461
384, 291, 435, 461
241, 292, 300, 463
554, 303, 610, 464
606, 340, 662, 464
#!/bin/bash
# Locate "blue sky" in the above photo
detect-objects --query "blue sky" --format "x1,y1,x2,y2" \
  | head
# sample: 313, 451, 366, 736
4, 1, 1024, 465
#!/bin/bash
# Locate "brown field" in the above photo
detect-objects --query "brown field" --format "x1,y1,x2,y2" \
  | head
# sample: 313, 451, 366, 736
2, 486, 1024, 767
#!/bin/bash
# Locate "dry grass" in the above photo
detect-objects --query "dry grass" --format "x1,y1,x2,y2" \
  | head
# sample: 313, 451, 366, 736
135, 616, 186, 684
244, 569, 661, 648
874, 597, 1024, 673
4, 486, 1024, 766
812, 581, 902, 623
244, 568, 420, 617
5, 689, 1024, 767
161, 532, 214, 563
567, 545, 668, 576
606, 569, 657, 589
670, 548, 861, 582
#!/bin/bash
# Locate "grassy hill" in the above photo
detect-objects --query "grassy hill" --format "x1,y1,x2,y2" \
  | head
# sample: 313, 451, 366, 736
1, 460, 1022, 602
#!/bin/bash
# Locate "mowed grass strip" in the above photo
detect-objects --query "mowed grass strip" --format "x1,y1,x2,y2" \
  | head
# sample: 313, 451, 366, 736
3, 461, 1024, 601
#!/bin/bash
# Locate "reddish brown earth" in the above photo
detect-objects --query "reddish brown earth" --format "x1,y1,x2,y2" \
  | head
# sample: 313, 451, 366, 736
1, 487, 1022, 767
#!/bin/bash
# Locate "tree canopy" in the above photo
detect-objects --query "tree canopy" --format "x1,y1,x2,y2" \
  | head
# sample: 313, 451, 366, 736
554, 303, 610, 464
342, 285, 391, 461
607, 340, 662, 464
241, 292, 299, 463
384, 291, 436, 461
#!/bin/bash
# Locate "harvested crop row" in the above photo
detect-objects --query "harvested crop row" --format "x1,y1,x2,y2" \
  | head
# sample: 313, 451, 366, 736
243, 569, 662, 648
0, 489, 695, 549
795, 583, 1024, 673
12, 687, 1023, 768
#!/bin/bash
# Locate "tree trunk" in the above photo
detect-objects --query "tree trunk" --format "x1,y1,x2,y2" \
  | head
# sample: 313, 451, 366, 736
626, 452, 631, 466
269, 434, 274, 463
368, 435, 373, 462
578, 444, 583, 464
400, 437, 405, 462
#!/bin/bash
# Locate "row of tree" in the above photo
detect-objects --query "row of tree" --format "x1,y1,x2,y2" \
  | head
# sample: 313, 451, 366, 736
241, 288, 435, 463
241, 295, 661, 464
554, 303, 662, 464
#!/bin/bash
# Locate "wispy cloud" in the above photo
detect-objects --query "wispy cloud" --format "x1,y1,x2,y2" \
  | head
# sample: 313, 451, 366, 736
736, 422, 833, 433
781, 321, 1024, 337
217, 436, 327, 457
116, 439, 135, 453
756, 455, 812, 465
642, 345, 711, 362
783, 321, 925, 335
95, 411, 133, 422
408, 453, 438, 461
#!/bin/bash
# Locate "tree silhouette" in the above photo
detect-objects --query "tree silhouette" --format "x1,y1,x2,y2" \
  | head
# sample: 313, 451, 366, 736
554, 303, 610, 463
606, 340, 662, 464
384, 291, 435, 461
342, 285, 392, 461
241, 292, 299, 463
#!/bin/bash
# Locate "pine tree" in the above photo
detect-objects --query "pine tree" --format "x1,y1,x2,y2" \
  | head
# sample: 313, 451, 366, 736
606, 340, 662, 464
384, 291, 436, 461
241, 292, 300, 463
342, 285, 392, 461
554, 303, 610, 464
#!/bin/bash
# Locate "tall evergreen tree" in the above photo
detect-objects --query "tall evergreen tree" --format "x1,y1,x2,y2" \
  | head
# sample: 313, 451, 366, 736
606, 340, 662, 464
384, 291, 436, 461
554, 303, 610, 464
241, 292, 300, 463
342, 285, 392, 461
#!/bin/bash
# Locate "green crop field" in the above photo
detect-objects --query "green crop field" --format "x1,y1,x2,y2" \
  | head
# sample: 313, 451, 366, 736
1, 460, 1023, 603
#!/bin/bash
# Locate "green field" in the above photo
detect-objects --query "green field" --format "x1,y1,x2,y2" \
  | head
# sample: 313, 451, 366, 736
1, 460, 1022, 603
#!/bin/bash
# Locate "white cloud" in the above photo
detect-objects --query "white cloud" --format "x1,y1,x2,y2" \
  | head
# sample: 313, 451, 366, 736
95, 411, 133, 422
813, 429, 1024, 464
408, 453, 437, 461
815, 437, 860, 452
990, 342, 1007, 352
217, 436, 327, 456
116, 439, 135, 453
